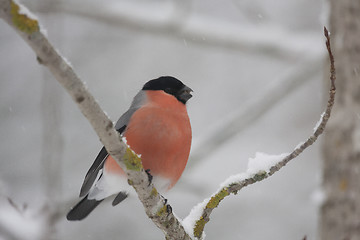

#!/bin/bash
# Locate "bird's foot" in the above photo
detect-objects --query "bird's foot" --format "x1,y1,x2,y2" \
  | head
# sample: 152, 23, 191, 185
162, 197, 172, 215
145, 169, 153, 186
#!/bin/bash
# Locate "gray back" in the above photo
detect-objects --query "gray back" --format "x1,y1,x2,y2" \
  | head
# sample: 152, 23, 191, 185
115, 90, 147, 132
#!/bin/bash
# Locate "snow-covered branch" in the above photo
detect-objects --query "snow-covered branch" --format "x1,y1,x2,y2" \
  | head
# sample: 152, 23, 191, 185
0, 1, 190, 239
186, 27, 336, 239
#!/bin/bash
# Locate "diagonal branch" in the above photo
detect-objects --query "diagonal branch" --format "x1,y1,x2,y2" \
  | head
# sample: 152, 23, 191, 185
189, 27, 336, 239
0, 1, 191, 239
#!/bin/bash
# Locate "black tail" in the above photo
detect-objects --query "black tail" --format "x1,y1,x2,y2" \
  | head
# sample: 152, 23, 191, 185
112, 192, 128, 206
66, 196, 103, 221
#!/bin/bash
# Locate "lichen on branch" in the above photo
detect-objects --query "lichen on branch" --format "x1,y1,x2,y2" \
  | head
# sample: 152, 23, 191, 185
10, 1, 39, 34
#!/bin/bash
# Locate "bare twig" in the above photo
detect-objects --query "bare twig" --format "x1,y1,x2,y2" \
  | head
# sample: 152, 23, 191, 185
191, 27, 336, 239
0, 1, 190, 239
7, 197, 23, 214
189, 55, 322, 167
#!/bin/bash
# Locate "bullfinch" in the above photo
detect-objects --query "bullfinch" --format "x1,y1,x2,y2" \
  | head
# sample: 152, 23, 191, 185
67, 76, 193, 221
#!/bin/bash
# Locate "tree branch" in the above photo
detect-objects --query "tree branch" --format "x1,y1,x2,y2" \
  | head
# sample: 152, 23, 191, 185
0, 1, 191, 239
189, 55, 322, 167
188, 27, 336, 239
30, 0, 322, 60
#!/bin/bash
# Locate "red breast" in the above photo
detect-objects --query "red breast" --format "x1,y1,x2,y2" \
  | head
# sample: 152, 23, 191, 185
104, 90, 192, 189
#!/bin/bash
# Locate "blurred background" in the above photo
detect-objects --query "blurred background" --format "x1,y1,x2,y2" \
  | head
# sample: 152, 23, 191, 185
0, 0, 327, 239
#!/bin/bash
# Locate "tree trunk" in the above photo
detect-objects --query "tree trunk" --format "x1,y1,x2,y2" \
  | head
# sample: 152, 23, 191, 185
321, 0, 360, 239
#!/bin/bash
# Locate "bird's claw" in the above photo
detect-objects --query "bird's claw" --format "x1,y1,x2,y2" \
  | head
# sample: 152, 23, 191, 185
145, 169, 153, 186
162, 197, 172, 215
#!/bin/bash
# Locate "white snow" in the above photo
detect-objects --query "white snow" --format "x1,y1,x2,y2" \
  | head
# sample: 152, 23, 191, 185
219, 172, 249, 189
294, 141, 306, 150
122, 136, 142, 158
121, 136, 128, 145
15, 0, 48, 36
313, 112, 325, 132
182, 198, 210, 240
16, 1, 39, 21
62, 56, 73, 68
183, 152, 288, 238
247, 152, 288, 175
56, 49, 72, 70
221, 152, 289, 188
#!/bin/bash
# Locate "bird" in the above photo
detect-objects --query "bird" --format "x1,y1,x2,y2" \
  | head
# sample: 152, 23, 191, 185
66, 76, 193, 221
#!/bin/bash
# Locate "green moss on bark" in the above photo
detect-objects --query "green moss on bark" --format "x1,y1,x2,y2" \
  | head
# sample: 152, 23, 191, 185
10, 1, 39, 34
194, 217, 207, 239
123, 147, 143, 171
206, 188, 229, 209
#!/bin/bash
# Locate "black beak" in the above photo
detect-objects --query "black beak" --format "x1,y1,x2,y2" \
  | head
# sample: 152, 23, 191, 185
177, 85, 193, 104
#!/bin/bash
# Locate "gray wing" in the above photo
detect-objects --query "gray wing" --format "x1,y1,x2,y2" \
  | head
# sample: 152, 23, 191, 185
79, 146, 108, 197
79, 90, 147, 197
115, 90, 146, 131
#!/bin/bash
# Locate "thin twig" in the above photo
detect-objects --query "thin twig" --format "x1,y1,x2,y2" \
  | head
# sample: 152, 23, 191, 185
7, 197, 23, 214
0, 1, 191, 239
189, 56, 322, 167
191, 27, 336, 239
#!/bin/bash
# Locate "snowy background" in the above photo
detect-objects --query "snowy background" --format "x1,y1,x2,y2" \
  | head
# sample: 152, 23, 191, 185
0, 0, 327, 239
